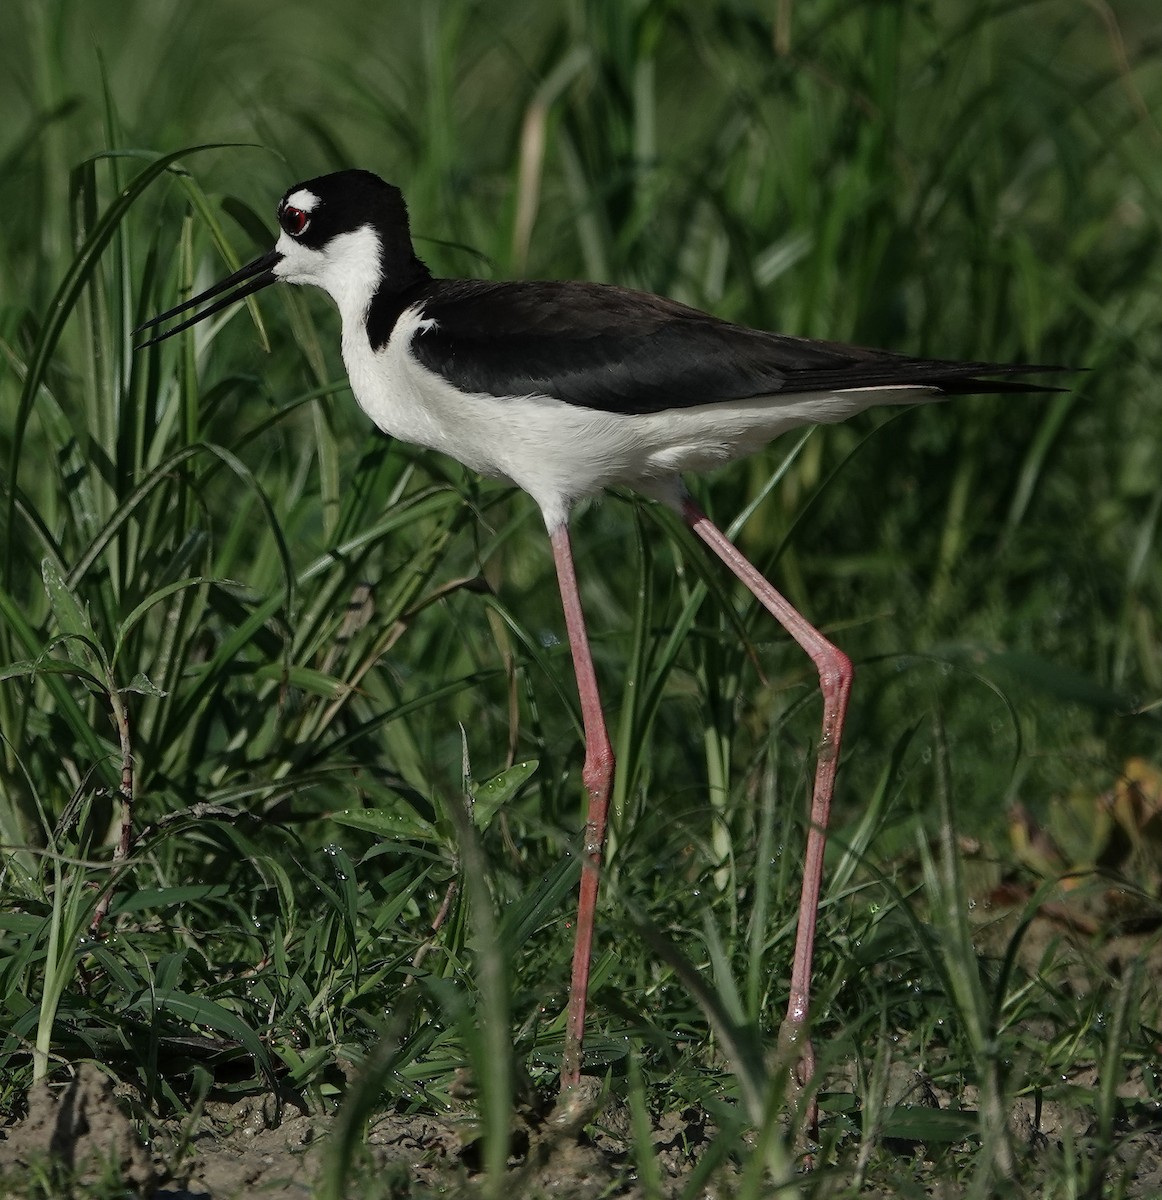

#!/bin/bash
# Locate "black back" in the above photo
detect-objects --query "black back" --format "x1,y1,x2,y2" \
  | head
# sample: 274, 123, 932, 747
403, 278, 1059, 414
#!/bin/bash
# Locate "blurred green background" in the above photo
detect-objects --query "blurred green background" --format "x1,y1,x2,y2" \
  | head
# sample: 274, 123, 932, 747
4, 0, 1158, 825
0, 0, 1159, 1179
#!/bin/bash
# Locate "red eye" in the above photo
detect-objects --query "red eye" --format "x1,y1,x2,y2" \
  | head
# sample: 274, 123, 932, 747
280, 205, 310, 237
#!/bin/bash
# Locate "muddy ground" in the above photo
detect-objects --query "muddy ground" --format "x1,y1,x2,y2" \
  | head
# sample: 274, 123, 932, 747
3, 894, 1162, 1198
4, 1049, 1162, 1199
0, 1065, 709, 1198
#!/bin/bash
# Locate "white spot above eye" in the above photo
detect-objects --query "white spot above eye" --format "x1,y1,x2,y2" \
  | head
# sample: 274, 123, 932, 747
284, 188, 320, 213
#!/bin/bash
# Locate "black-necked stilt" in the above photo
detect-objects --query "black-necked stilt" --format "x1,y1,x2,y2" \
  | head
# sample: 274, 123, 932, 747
137, 169, 1070, 1104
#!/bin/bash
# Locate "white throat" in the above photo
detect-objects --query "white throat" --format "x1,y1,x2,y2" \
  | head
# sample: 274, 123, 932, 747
273, 225, 384, 326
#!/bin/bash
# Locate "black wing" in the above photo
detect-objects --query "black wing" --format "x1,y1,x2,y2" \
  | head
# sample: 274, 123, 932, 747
404, 279, 1068, 415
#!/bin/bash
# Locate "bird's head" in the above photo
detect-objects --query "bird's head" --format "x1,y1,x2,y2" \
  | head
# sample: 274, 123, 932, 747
136, 169, 424, 345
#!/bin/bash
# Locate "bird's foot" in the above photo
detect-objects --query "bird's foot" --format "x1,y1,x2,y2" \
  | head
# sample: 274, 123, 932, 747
549, 1074, 604, 1137
775, 1015, 819, 1141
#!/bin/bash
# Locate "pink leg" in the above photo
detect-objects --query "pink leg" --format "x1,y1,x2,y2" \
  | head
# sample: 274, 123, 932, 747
550, 523, 615, 1090
681, 498, 852, 1108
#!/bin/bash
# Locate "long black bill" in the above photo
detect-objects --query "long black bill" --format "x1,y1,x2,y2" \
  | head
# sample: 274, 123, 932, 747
134, 249, 283, 348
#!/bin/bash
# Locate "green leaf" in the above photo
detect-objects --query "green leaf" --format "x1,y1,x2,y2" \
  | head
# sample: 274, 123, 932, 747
329, 807, 437, 842
109, 885, 231, 914
499, 852, 580, 955
41, 559, 104, 678
470, 759, 538, 831
42, 559, 91, 640
128, 988, 276, 1083
880, 1106, 980, 1144
122, 671, 166, 697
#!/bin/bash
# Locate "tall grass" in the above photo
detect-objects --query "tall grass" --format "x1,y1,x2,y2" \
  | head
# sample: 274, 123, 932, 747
1, 0, 1160, 1193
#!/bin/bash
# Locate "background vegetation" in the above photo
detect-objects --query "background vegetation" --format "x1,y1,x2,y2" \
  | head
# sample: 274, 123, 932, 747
0, 0, 1160, 1195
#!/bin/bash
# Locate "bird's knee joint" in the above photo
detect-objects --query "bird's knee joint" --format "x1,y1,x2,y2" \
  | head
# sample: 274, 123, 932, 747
582, 742, 615, 798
